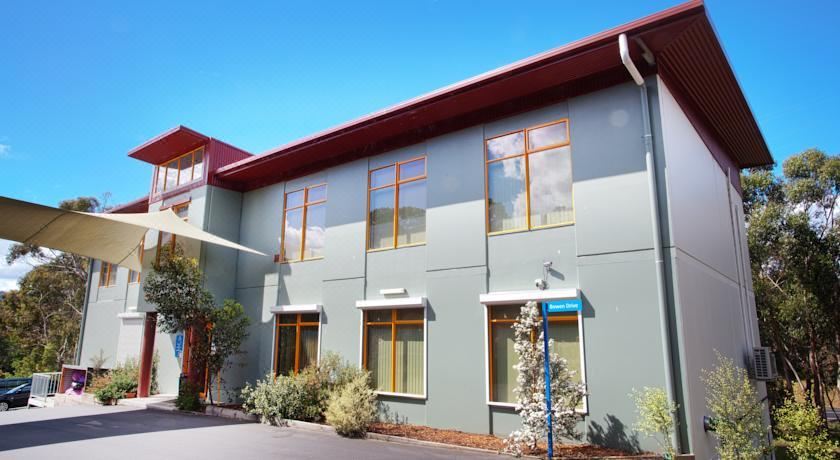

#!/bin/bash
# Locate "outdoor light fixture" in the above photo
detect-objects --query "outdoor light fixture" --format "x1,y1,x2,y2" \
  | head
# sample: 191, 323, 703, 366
379, 288, 406, 296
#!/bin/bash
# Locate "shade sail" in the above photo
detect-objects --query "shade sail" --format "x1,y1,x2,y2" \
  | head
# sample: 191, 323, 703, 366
0, 196, 266, 272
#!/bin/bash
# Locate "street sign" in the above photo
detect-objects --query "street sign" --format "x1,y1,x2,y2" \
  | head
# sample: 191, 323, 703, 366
174, 333, 184, 358
545, 298, 582, 313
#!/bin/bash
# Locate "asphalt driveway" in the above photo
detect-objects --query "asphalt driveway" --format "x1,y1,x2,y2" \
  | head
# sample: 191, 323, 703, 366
0, 405, 499, 459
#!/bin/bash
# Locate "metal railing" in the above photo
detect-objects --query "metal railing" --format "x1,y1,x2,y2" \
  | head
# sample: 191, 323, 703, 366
28, 372, 61, 407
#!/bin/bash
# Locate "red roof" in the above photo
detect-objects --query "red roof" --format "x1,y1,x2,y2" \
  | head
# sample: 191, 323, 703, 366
107, 196, 149, 214
213, 0, 771, 192
128, 125, 209, 165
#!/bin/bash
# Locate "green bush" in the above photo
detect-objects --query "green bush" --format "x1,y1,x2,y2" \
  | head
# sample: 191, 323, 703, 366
631, 387, 677, 458
91, 359, 140, 404
176, 380, 201, 411
774, 398, 838, 460
325, 370, 377, 437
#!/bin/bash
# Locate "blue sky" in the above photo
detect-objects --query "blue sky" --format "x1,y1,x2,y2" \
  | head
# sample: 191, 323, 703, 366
0, 1, 838, 286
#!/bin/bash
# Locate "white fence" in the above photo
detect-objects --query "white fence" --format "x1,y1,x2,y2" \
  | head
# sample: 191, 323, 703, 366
28, 372, 61, 407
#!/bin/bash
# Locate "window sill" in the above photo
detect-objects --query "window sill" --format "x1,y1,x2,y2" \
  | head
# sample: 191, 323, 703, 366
375, 391, 426, 400
367, 242, 426, 253
487, 222, 574, 237
276, 256, 324, 264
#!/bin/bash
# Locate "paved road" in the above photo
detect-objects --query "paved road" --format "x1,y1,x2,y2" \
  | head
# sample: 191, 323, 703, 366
0, 405, 498, 459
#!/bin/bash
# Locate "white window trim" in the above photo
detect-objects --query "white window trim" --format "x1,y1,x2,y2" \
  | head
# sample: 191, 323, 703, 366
270, 305, 323, 374
357, 297, 428, 400
481, 290, 588, 414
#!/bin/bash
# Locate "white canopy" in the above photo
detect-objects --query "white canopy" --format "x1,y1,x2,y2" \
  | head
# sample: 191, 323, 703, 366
0, 196, 266, 271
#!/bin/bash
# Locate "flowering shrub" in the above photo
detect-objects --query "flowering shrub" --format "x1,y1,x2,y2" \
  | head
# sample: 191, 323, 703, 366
631, 387, 677, 458
325, 370, 377, 437
503, 301, 586, 457
773, 398, 838, 459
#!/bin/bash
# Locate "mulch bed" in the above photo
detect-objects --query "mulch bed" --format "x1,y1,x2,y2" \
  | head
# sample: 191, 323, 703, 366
368, 422, 645, 458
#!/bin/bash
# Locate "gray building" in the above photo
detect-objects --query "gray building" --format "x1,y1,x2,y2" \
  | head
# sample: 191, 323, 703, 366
76, 2, 774, 457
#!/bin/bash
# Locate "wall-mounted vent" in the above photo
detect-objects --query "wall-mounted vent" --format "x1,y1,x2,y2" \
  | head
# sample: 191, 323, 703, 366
752, 347, 778, 381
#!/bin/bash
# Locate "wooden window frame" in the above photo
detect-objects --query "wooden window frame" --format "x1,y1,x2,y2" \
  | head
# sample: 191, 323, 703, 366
153, 146, 206, 195
366, 156, 427, 252
484, 119, 573, 236
486, 304, 579, 405
98, 261, 117, 287
361, 308, 425, 396
273, 313, 321, 375
280, 184, 327, 263
128, 237, 145, 284
155, 202, 190, 264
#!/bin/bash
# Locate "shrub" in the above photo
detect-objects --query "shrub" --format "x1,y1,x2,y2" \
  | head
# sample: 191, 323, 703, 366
176, 380, 201, 411
326, 370, 377, 437
90, 359, 140, 404
631, 387, 678, 458
701, 352, 769, 460
773, 398, 838, 459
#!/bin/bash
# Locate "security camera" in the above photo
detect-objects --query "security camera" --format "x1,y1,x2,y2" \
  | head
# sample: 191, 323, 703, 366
535, 278, 547, 290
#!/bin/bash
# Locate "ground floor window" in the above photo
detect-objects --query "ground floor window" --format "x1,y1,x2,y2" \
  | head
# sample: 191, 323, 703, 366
274, 313, 320, 375
487, 304, 582, 404
363, 308, 424, 396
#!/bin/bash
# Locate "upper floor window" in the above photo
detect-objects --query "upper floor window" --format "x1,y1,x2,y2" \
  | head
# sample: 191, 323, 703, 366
281, 184, 327, 262
368, 157, 427, 251
99, 261, 117, 287
154, 147, 205, 195
156, 203, 189, 264
485, 120, 573, 234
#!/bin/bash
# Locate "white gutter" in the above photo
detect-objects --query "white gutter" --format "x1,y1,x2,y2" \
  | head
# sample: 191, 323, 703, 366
619, 33, 682, 454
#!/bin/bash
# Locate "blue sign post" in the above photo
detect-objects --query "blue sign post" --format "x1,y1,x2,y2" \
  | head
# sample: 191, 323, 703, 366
542, 297, 581, 459
174, 333, 184, 359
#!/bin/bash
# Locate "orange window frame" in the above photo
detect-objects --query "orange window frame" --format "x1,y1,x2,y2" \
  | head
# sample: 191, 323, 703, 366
98, 261, 116, 287
155, 202, 189, 264
154, 146, 205, 194
486, 305, 577, 402
484, 119, 572, 235
361, 308, 425, 394
279, 184, 327, 263
273, 313, 321, 375
128, 237, 145, 283
366, 156, 427, 251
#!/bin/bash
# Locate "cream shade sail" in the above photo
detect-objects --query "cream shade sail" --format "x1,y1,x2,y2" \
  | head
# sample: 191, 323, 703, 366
0, 196, 266, 272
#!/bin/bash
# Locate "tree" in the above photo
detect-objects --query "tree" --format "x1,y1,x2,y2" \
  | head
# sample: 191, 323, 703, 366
143, 245, 249, 403
631, 387, 678, 458
504, 301, 586, 457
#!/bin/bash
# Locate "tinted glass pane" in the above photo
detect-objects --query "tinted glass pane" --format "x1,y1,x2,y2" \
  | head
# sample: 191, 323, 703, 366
548, 320, 581, 383
492, 323, 516, 402
367, 309, 391, 323
276, 326, 296, 375
174, 204, 189, 220
299, 326, 319, 371
398, 158, 425, 181
277, 314, 296, 324
286, 190, 304, 209
528, 121, 568, 151
307, 184, 326, 203
490, 305, 521, 320
486, 131, 524, 160
487, 157, 527, 233
177, 155, 193, 186
370, 166, 395, 188
155, 167, 165, 194
529, 146, 574, 227
303, 203, 325, 259
395, 324, 423, 395
165, 160, 178, 190
396, 308, 423, 321
369, 187, 395, 249
367, 325, 392, 392
192, 148, 204, 181
300, 313, 320, 323
283, 208, 303, 261
397, 180, 426, 246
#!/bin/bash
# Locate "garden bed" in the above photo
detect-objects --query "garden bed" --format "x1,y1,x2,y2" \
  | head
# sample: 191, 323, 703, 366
368, 422, 647, 459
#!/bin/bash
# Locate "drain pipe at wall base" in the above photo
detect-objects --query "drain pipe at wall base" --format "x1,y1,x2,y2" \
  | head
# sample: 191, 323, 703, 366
619, 33, 683, 455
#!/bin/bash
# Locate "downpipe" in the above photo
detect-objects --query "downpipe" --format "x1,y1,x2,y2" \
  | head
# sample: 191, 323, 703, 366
619, 33, 683, 455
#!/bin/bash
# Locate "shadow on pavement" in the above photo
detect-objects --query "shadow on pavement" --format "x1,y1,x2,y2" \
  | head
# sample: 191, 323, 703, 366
0, 408, 245, 452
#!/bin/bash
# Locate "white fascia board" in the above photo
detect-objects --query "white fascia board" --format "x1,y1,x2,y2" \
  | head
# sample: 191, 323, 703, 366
116, 312, 144, 320
355, 296, 427, 310
270, 304, 322, 314
479, 288, 579, 305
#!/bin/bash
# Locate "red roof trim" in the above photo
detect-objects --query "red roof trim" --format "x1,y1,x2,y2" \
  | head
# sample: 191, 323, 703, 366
127, 125, 210, 165
107, 196, 149, 214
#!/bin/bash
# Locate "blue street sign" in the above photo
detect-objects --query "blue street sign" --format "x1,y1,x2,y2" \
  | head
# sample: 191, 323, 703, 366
174, 333, 184, 358
541, 302, 555, 459
545, 298, 582, 313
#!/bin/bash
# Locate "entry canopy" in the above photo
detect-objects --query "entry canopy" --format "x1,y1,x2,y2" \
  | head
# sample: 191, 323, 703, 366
0, 196, 266, 272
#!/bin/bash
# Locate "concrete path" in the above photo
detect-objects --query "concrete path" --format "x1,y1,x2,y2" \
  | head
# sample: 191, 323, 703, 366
0, 405, 500, 459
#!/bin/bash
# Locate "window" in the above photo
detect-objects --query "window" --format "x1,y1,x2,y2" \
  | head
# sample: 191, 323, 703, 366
363, 308, 425, 396
128, 237, 145, 283
274, 313, 320, 375
486, 120, 573, 234
368, 157, 427, 250
487, 304, 582, 404
153, 147, 205, 194
156, 203, 189, 263
99, 261, 117, 287
281, 184, 327, 262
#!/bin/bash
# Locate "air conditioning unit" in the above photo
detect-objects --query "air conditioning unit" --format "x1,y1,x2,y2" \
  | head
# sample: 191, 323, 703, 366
752, 347, 778, 381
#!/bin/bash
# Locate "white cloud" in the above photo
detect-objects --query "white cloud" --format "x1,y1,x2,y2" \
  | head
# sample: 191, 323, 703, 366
0, 144, 10, 158
0, 239, 37, 292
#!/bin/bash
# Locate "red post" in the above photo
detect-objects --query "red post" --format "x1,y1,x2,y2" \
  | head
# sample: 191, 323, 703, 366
137, 312, 157, 397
